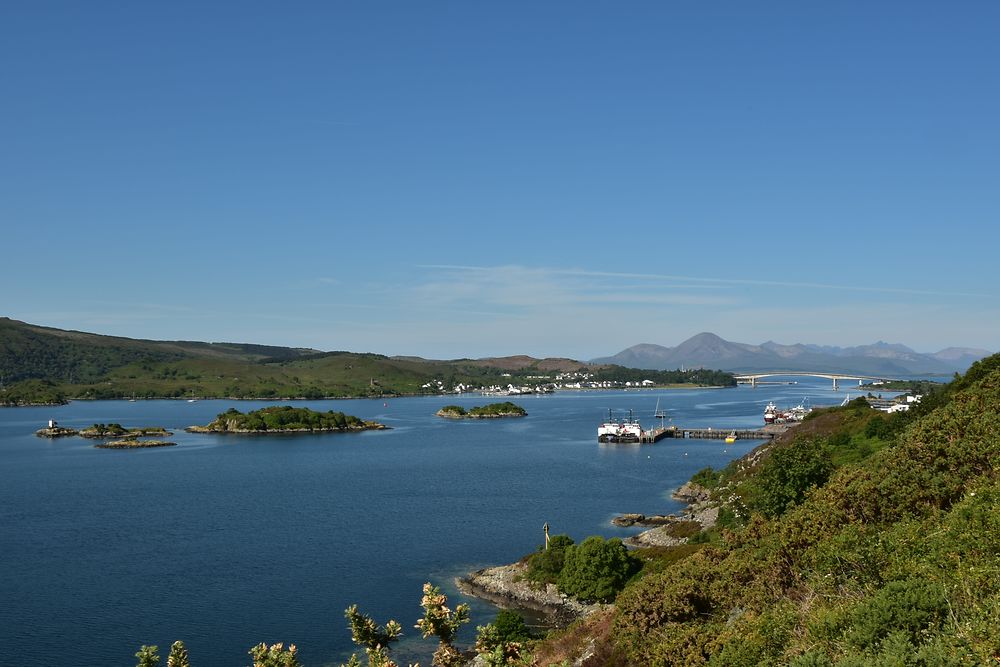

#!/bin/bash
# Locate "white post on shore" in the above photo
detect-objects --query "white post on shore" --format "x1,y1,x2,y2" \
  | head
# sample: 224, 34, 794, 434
543, 522, 550, 550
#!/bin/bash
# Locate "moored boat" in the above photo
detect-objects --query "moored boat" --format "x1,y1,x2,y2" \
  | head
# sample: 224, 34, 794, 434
597, 409, 642, 443
763, 402, 778, 424
598, 409, 622, 443
763, 400, 812, 424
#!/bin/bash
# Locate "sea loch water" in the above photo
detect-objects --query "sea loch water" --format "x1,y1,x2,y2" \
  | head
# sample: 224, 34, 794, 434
0, 381, 858, 666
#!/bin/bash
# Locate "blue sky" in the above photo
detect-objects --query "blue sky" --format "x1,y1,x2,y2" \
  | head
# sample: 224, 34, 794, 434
2, 2, 997, 359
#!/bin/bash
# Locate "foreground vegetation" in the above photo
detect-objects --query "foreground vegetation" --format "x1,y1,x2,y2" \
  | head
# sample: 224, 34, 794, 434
133, 584, 528, 667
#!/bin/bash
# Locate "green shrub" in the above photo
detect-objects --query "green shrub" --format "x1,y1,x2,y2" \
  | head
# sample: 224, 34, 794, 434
690, 466, 721, 488
848, 579, 949, 650
558, 536, 639, 603
491, 609, 530, 643
526, 534, 574, 584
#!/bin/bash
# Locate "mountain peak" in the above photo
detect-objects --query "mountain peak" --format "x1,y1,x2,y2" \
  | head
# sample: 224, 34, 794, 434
594, 334, 990, 374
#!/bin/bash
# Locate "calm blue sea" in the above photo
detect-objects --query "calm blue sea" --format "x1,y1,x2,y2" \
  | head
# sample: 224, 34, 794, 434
0, 380, 865, 666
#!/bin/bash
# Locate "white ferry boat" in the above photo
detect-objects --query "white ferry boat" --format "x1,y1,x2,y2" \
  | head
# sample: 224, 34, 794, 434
598, 409, 641, 443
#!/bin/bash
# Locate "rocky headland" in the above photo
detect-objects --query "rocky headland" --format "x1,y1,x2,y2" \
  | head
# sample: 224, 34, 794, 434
622, 481, 718, 548
456, 562, 603, 626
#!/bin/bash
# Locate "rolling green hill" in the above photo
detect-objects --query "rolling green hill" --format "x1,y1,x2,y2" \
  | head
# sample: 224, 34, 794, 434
0, 317, 734, 404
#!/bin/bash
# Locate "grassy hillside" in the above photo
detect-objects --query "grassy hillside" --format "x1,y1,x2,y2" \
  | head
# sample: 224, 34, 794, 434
0, 317, 317, 383
537, 355, 1000, 665
0, 317, 733, 402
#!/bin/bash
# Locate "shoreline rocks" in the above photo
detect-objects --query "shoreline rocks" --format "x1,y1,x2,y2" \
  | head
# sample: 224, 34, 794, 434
621, 482, 719, 548
435, 402, 527, 419
671, 481, 711, 504
456, 562, 602, 626
611, 513, 678, 527
185, 423, 388, 434
435, 410, 526, 419
95, 440, 177, 449
35, 426, 79, 438
79, 427, 173, 439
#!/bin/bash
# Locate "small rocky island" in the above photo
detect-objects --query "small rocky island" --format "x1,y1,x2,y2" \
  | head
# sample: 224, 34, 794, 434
435, 401, 527, 419
35, 421, 79, 438
95, 439, 176, 449
79, 423, 173, 439
186, 406, 387, 434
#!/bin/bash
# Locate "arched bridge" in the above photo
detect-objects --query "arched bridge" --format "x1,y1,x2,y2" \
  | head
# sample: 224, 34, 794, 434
733, 371, 901, 390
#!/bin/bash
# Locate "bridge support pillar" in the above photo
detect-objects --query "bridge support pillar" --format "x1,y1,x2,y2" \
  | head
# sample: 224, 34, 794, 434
833, 378, 839, 391
751, 377, 756, 388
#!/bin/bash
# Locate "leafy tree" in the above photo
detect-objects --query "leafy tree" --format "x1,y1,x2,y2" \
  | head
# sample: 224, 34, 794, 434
466, 402, 526, 417
135, 645, 160, 667
166, 641, 190, 667
248, 642, 301, 667
525, 534, 574, 584
558, 536, 639, 603
415, 583, 470, 667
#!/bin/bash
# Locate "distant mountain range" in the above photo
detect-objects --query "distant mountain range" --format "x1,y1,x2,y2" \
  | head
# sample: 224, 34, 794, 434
591, 333, 992, 376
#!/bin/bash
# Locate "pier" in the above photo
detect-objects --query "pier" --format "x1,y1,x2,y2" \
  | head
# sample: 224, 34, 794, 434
638, 425, 783, 443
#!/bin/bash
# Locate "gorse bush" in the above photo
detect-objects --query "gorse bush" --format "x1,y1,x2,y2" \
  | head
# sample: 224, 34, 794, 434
847, 579, 949, 650
753, 437, 834, 517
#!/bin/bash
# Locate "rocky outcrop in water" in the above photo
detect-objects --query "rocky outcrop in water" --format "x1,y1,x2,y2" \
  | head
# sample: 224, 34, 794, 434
95, 440, 177, 449
35, 426, 78, 438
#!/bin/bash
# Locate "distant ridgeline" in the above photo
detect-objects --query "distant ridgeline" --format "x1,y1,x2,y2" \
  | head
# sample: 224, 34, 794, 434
187, 406, 386, 433
0, 317, 734, 403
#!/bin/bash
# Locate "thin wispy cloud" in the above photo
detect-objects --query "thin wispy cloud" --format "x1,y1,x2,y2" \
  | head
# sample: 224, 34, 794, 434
420, 265, 990, 299
410, 264, 738, 310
